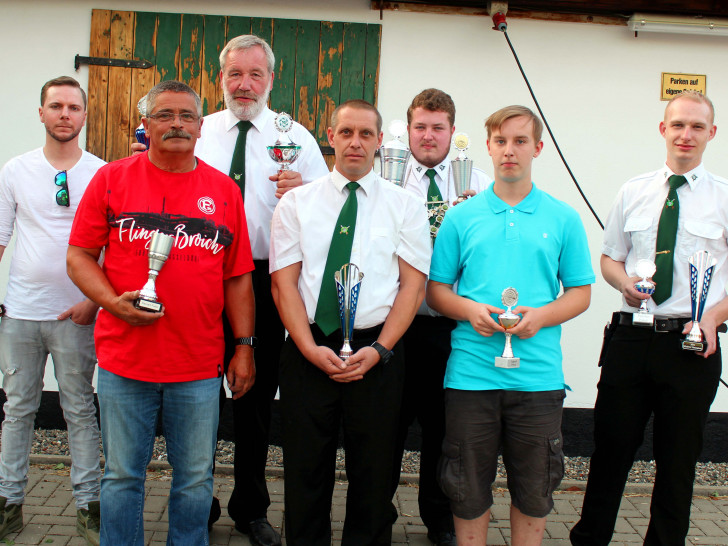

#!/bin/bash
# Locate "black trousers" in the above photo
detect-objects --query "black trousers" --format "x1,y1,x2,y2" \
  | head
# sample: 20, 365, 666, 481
280, 325, 405, 546
223, 260, 285, 524
571, 315, 721, 546
391, 315, 454, 533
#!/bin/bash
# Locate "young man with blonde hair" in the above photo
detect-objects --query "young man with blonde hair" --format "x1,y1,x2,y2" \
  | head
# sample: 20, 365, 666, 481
427, 105, 593, 545
571, 90, 728, 545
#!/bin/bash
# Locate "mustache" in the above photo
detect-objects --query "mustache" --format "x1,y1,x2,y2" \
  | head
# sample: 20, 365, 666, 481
162, 128, 192, 141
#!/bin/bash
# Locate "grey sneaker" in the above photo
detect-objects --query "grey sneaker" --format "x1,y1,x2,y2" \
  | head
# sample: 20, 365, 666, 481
0, 496, 22, 540
77, 500, 100, 546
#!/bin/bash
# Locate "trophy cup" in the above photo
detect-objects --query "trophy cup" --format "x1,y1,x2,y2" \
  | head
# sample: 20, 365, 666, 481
682, 250, 717, 351
495, 287, 521, 368
134, 232, 174, 313
135, 94, 150, 149
633, 259, 656, 326
379, 120, 410, 186
450, 133, 473, 203
267, 112, 301, 172
335, 264, 364, 359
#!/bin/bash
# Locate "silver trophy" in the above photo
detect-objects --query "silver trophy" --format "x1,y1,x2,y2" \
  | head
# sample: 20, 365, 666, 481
683, 250, 717, 351
379, 120, 410, 186
450, 133, 473, 203
267, 112, 301, 172
633, 259, 656, 326
134, 232, 174, 313
495, 287, 521, 368
335, 263, 364, 359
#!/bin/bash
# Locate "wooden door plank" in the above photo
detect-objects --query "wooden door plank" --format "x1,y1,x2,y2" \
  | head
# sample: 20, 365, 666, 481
201, 15, 226, 115
270, 18, 297, 115
293, 20, 320, 134
340, 23, 366, 101
316, 21, 343, 144
155, 12, 181, 82
252, 17, 274, 45
363, 24, 381, 106
87, 9, 111, 159
180, 14, 204, 93
130, 11, 157, 135
226, 16, 251, 42
106, 10, 134, 161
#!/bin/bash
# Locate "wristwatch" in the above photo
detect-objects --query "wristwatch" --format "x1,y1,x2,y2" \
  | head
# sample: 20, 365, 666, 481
235, 336, 257, 348
370, 341, 394, 365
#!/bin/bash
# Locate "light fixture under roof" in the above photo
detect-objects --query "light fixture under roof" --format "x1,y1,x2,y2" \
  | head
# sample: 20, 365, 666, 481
628, 13, 728, 37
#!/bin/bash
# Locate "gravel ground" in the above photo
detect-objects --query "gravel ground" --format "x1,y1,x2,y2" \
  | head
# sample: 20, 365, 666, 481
30, 429, 728, 486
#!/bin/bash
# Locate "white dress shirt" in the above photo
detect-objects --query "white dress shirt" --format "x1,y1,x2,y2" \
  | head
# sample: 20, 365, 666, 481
270, 168, 431, 328
195, 107, 329, 260
401, 155, 492, 316
602, 163, 728, 318
401, 156, 491, 204
0, 148, 106, 320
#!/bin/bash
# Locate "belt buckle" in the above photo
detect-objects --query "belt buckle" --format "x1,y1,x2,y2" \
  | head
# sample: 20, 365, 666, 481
653, 318, 672, 333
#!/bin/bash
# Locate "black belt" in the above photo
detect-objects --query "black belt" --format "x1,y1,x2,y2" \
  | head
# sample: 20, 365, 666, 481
618, 312, 690, 333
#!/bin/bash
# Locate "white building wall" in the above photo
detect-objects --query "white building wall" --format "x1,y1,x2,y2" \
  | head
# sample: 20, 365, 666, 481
1, 0, 728, 410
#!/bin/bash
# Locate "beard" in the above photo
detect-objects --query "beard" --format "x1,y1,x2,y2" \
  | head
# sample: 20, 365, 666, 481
223, 82, 271, 121
46, 125, 82, 143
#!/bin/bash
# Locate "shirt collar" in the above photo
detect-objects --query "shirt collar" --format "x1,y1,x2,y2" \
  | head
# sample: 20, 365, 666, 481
409, 156, 449, 183
222, 106, 272, 133
485, 181, 541, 214
331, 167, 375, 197
661, 162, 705, 190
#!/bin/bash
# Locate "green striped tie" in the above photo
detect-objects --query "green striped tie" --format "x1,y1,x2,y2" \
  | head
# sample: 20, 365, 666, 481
228, 120, 253, 196
652, 174, 687, 305
426, 168, 443, 226
315, 182, 360, 335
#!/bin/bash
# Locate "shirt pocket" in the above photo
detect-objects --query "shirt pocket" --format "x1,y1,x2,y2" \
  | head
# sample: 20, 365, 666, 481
624, 216, 654, 260
677, 220, 726, 262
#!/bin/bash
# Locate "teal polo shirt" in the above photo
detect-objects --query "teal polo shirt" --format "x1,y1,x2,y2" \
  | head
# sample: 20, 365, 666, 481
429, 182, 595, 392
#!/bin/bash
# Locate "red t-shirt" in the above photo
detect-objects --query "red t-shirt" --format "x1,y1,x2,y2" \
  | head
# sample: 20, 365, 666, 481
69, 153, 254, 382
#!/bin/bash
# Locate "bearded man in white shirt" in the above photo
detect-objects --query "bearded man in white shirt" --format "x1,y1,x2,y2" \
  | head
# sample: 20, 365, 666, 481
270, 99, 430, 545
131, 35, 330, 544
0, 76, 104, 545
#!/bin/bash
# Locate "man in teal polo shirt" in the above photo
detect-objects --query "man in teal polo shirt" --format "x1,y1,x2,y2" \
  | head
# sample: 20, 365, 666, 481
426, 105, 594, 545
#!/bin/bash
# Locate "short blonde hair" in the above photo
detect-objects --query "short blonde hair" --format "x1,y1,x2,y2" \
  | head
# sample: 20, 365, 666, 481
666, 90, 714, 124
485, 105, 543, 142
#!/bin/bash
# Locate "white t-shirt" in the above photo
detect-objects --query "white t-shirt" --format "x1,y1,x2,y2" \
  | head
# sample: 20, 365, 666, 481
0, 148, 106, 320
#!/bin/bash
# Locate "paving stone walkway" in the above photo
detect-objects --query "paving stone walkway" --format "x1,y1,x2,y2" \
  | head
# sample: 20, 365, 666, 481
6, 463, 728, 545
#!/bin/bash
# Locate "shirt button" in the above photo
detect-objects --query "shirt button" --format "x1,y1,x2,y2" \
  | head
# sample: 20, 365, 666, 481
509, 222, 514, 227
510, 209, 514, 213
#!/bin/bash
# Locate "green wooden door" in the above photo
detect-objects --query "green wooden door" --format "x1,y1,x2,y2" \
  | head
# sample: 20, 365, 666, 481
87, 9, 381, 162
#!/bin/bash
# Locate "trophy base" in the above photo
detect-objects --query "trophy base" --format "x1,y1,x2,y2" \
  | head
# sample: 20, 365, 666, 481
682, 340, 705, 352
632, 312, 654, 327
134, 297, 162, 313
495, 356, 520, 369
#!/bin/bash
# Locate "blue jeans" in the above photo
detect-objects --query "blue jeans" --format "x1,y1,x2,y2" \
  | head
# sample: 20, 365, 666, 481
0, 317, 100, 508
97, 368, 220, 546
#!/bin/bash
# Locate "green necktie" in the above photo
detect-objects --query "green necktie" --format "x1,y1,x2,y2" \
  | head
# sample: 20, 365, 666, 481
652, 174, 687, 305
426, 168, 443, 226
315, 182, 360, 335
229, 120, 253, 196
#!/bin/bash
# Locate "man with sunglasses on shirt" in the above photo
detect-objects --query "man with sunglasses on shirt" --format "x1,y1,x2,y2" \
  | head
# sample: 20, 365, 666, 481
0, 76, 104, 544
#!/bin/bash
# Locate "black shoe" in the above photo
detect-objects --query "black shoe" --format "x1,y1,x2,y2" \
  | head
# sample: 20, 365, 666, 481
236, 518, 282, 546
427, 529, 457, 546
208, 496, 221, 532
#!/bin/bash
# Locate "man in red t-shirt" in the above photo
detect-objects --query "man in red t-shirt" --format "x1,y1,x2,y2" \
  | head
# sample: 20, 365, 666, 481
67, 80, 255, 545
